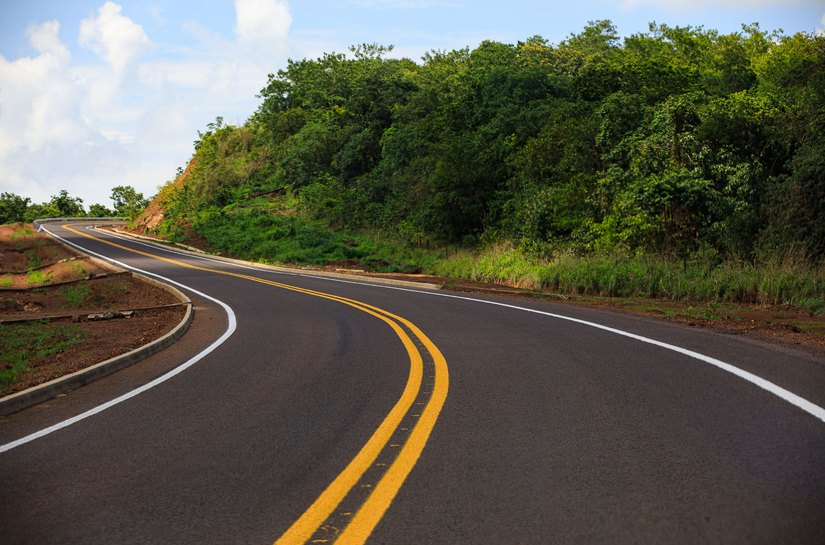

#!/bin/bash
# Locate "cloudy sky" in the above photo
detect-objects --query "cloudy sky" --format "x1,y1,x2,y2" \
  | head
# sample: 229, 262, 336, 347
1, 0, 823, 208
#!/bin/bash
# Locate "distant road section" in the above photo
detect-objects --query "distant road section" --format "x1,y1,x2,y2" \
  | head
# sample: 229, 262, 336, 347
1, 222, 824, 544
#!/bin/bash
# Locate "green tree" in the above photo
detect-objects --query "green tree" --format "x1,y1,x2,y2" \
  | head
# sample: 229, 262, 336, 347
50, 190, 85, 217
88, 203, 116, 217
0, 192, 31, 224
153, 24, 825, 267
110, 186, 149, 220
24, 202, 61, 223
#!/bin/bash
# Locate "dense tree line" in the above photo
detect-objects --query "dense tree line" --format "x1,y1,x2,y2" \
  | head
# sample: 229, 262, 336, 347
157, 22, 825, 263
0, 186, 149, 223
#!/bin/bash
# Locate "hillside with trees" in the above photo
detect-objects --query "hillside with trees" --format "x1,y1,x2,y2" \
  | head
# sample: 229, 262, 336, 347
138, 22, 824, 306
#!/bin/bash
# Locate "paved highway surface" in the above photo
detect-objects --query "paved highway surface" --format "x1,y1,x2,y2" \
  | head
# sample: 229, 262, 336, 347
1, 222, 824, 544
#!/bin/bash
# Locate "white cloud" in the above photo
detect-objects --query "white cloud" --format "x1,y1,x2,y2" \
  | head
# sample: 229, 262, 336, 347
0, 21, 83, 157
0, 1, 294, 207
623, 0, 811, 8
235, 0, 291, 52
0, 20, 125, 203
79, 2, 153, 74
351, 0, 462, 7
27, 20, 71, 61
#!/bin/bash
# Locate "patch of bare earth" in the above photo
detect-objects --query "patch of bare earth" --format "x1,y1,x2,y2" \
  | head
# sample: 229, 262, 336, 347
1, 223, 186, 397
571, 297, 825, 356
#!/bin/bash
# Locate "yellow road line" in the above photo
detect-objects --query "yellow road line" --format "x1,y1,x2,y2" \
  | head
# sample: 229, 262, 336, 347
63, 225, 449, 545
335, 318, 449, 544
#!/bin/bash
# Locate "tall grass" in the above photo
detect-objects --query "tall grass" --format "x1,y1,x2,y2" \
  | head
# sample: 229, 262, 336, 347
433, 244, 825, 308
172, 206, 824, 311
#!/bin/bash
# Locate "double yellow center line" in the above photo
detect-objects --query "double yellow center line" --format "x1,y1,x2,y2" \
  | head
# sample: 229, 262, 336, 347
64, 225, 449, 545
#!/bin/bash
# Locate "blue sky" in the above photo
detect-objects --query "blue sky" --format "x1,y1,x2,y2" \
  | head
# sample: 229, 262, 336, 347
1, 0, 824, 208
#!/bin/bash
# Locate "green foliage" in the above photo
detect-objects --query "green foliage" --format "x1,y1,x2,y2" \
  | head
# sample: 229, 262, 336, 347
434, 244, 825, 307
147, 22, 823, 308
25, 250, 42, 270
110, 185, 149, 219
88, 203, 116, 217
50, 189, 85, 217
11, 226, 33, 238
27, 269, 52, 285
60, 284, 92, 307
0, 193, 31, 224
23, 202, 61, 222
190, 205, 437, 273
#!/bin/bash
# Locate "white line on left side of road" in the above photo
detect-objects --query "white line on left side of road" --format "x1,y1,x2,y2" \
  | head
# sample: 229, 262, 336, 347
0, 226, 238, 454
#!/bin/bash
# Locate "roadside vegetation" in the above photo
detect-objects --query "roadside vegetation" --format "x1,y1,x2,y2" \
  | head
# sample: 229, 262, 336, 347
0, 223, 187, 396
0, 322, 85, 388
0, 185, 149, 224
6, 21, 825, 311
434, 244, 825, 312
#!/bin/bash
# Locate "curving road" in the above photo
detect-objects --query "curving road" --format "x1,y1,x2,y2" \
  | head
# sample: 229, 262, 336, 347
1, 222, 824, 544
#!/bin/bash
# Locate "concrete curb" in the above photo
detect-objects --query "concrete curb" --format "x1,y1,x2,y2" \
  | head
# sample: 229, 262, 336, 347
107, 227, 444, 291
0, 265, 194, 417
0, 301, 192, 417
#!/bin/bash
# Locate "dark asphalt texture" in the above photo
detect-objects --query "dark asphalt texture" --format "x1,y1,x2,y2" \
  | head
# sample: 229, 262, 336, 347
1, 224, 824, 544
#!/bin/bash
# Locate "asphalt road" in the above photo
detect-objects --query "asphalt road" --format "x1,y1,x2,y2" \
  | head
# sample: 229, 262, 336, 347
1, 222, 824, 544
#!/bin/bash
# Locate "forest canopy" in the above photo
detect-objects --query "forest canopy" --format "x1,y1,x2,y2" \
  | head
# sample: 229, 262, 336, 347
155, 21, 825, 265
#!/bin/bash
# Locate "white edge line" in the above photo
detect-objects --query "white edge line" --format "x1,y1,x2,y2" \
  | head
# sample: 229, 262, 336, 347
301, 276, 825, 425
86, 226, 825, 425
0, 226, 238, 454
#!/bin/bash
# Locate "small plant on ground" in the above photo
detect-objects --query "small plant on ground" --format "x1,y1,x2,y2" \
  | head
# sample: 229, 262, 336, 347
795, 322, 825, 335
68, 261, 88, 277
25, 250, 41, 270
0, 322, 85, 388
26, 269, 51, 285
798, 298, 825, 317
60, 284, 91, 307
10, 226, 34, 239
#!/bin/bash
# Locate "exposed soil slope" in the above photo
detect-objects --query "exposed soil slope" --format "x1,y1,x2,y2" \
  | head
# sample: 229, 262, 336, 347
0, 223, 185, 397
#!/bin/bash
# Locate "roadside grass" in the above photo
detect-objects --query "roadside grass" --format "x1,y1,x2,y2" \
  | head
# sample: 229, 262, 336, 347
68, 261, 87, 277
796, 321, 825, 336
0, 321, 85, 388
433, 244, 825, 309
798, 297, 825, 317
14, 236, 47, 252
25, 250, 41, 270
164, 209, 825, 314
60, 284, 91, 307
0, 276, 12, 288
98, 279, 129, 304
10, 225, 33, 239
585, 298, 740, 321
26, 269, 51, 285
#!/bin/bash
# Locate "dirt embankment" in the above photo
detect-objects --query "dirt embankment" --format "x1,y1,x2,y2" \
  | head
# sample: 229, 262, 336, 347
132, 157, 196, 234
0, 223, 186, 397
